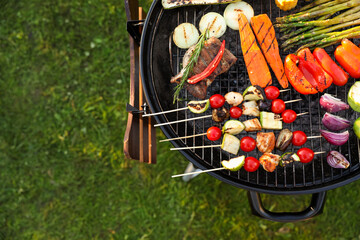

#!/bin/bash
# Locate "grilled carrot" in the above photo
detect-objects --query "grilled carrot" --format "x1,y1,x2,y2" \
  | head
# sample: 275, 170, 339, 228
238, 13, 272, 88
250, 14, 288, 89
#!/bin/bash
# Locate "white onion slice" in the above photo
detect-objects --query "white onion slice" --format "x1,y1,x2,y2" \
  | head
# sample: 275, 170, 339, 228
224, 1, 254, 30
199, 12, 227, 38
173, 23, 200, 49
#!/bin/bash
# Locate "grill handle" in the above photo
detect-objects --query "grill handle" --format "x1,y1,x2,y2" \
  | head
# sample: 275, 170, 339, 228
247, 191, 327, 222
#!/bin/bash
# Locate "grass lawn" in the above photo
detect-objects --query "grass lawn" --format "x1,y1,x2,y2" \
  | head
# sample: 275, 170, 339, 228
1, 0, 360, 239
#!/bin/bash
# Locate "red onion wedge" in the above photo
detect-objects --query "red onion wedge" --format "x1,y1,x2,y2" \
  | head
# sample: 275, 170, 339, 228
320, 130, 349, 146
327, 151, 350, 169
320, 94, 349, 113
322, 113, 351, 131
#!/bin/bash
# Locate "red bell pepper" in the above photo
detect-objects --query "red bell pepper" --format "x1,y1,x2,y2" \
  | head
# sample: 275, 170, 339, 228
297, 48, 332, 92
187, 40, 226, 84
298, 57, 326, 92
335, 45, 360, 79
313, 48, 349, 86
284, 54, 318, 95
341, 39, 360, 59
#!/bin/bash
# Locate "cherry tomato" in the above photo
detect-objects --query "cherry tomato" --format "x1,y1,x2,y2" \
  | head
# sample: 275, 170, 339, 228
209, 94, 225, 109
271, 99, 286, 114
297, 148, 314, 163
206, 126, 222, 141
240, 136, 256, 152
265, 86, 280, 100
292, 130, 307, 146
244, 157, 260, 172
229, 106, 242, 118
282, 109, 297, 123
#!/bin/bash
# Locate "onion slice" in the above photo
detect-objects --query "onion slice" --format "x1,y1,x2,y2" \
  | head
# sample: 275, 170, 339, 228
327, 151, 350, 169
322, 113, 351, 131
199, 12, 227, 38
320, 130, 349, 146
319, 93, 349, 113
224, 1, 254, 30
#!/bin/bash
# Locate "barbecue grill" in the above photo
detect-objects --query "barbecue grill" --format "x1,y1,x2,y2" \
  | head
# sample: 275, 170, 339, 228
135, 0, 360, 222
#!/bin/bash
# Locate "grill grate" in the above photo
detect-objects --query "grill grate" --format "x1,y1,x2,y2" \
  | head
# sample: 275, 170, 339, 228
149, 0, 360, 191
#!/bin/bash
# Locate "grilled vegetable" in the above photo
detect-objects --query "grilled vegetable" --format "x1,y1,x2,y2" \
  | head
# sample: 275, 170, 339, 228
238, 12, 272, 88
342, 38, 360, 56
259, 153, 280, 172
320, 130, 349, 146
251, 14, 288, 89
280, 152, 300, 166
222, 120, 245, 135
243, 85, 265, 101
260, 112, 282, 130
348, 81, 360, 112
327, 151, 350, 169
297, 148, 314, 163
173, 23, 200, 49
284, 54, 318, 95
212, 107, 230, 122
187, 99, 210, 113
297, 48, 332, 91
207, 126, 222, 141
225, 91, 243, 106
258, 100, 272, 111
335, 44, 360, 79
354, 117, 360, 139
224, 1, 254, 30
188, 40, 226, 84
320, 93, 349, 113
275, 0, 298, 11
221, 156, 245, 171
243, 118, 262, 132
242, 100, 260, 117
162, 0, 240, 9
256, 132, 276, 153
297, 57, 326, 92
322, 112, 351, 131
313, 48, 349, 86
221, 133, 240, 155
199, 12, 227, 38
276, 129, 293, 151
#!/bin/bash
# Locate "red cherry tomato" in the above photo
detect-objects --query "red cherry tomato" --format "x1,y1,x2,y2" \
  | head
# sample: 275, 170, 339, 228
229, 106, 242, 118
297, 148, 314, 163
271, 99, 286, 114
240, 136, 256, 152
244, 157, 260, 172
282, 109, 297, 123
206, 126, 222, 141
265, 86, 280, 100
209, 94, 225, 109
292, 131, 307, 146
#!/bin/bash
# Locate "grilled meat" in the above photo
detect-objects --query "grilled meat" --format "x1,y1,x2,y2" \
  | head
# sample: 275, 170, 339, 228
256, 132, 275, 153
171, 37, 237, 99
243, 118, 262, 132
259, 153, 280, 172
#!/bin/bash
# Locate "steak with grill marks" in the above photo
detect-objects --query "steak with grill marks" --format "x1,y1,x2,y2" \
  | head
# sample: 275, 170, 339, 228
171, 37, 237, 99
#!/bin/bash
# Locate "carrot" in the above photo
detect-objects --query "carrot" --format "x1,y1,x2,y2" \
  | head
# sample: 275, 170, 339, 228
250, 14, 288, 89
238, 13, 272, 88
297, 48, 333, 92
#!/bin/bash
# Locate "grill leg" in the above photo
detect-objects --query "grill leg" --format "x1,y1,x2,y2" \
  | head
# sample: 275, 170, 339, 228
182, 163, 202, 182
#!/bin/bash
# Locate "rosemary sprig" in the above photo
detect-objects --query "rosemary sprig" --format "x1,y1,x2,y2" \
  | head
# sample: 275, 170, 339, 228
173, 29, 209, 104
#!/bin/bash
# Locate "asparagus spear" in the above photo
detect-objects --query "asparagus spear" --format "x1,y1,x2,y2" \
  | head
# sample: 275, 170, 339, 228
276, 12, 360, 28
277, 0, 360, 23
300, 0, 334, 11
282, 18, 360, 49
296, 26, 360, 51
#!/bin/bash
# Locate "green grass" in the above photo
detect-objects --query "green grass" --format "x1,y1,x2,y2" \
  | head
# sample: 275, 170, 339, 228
1, 0, 360, 239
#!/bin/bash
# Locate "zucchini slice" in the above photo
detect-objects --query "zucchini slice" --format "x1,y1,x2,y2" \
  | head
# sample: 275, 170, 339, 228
221, 156, 245, 171
243, 85, 265, 101
260, 112, 282, 130
221, 134, 240, 155
222, 120, 245, 135
187, 99, 210, 113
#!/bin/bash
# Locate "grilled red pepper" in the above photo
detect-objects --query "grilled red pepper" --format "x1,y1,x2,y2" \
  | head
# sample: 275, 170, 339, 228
297, 57, 326, 92
341, 39, 360, 58
297, 48, 332, 92
313, 48, 349, 86
188, 40, 226, 84
284, 54, 318, 95
335, 44, 360, 79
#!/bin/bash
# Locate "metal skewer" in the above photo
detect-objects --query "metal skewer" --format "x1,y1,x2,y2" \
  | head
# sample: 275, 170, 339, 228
143, 106, 188, 117
154, 115, 212, 127
280, 89, 291, 93
278, 112, 309, 121
170, 145, 221, 150
160, 133, 207, 142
